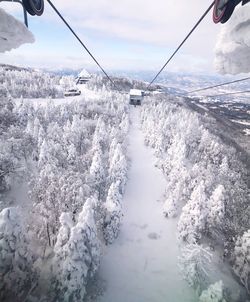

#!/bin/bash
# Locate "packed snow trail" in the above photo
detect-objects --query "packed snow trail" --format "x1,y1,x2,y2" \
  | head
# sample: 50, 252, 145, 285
95, 108, 197, 302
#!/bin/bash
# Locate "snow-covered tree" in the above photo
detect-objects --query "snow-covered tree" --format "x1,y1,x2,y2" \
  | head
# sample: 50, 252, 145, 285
54, 212, 73, 253
207, 185, 226, 230
178, 181, 209, 243
103, 182, 122, 244
118, 113, 129, 137
67, 143, 78, 166
108, 136, 118, 160
53, 198, 100, 302
199, 281, 227, 302
31, 162, 61, 245
89, 146, 105, 197
0, 96, 18, 192
179, 243, 212, 291
0, 207, 35, 300
109, 143, 127, 193
0, 145, 15, 192
163, 166, 191, 218
70, 115, 88, 155
0, 96, 16, 134
38, 139, 50, 168
92, 117, 108, 153
58, 172, 90, 218
234, 230, 250, 292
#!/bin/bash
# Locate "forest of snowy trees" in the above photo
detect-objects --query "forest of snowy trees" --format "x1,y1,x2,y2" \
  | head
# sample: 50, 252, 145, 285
0, 67, 63, 98
0, 75, 129, 301
141, 94, 250, 300
1, 65, 249, 301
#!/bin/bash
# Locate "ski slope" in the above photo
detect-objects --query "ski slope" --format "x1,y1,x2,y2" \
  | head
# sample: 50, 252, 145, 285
94, 108, 197, 302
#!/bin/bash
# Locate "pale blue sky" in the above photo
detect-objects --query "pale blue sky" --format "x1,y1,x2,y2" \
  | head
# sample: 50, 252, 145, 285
0, 0, 221, 73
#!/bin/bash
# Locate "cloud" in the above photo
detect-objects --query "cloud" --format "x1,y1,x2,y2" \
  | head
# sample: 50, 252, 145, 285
45, 0, 217, 50
0, 51, 93, 70
214, 4, 250, 75
0, 0, 220, 72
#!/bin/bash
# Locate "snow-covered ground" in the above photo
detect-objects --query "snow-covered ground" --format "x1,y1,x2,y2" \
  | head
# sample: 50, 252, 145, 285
77, 84, 107, 100
243, 129, 250, 136
14, 84, 111, 107
231, 119, 250, 126
93, 108, 197, 302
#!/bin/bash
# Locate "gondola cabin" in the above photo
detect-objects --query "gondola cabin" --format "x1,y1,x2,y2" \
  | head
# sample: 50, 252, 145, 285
129, 89, 143, 106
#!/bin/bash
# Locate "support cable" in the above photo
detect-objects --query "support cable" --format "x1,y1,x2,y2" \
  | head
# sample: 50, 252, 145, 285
46, 0, 118, 90
147, 1, 215, 90
187, 76, 250, 94
206, 90, 250, 97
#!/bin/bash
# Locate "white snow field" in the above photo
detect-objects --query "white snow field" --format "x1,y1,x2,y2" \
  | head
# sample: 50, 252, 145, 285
95, 108, 197, 302
0, 8, 34, 53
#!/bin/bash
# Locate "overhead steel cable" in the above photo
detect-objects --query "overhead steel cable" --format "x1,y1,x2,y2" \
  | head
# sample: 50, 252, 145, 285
46, 0, 118, 90
147, 1, 215, 90
206, 90, 250, 98
187, 76, 250, 94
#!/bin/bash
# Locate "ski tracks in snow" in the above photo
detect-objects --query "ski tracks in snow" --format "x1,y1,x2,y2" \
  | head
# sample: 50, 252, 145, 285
92, 108, 197, 302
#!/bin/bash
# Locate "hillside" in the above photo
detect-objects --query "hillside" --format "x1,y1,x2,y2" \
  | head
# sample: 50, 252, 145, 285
0, 68, 249, 302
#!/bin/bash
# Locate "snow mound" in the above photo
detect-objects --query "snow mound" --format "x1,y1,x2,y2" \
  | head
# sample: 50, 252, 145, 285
214, 4, 250, 75
0, 8, 34, 53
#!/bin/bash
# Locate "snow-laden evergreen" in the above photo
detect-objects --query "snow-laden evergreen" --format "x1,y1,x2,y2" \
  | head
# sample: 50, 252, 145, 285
53, 198, 100, 301
109, 143, 128, 194
199, 281, 227, 302
0, 207, 36, 301
103, 181, 123, 244
0, 94, 20, 193
141, 94, 249, 298
179, 243, 212, 291
234, 230, 250, 293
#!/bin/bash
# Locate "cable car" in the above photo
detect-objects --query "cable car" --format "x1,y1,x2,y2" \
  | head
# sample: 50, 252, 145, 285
129, 89, 143, 106
213, 0, 250, 24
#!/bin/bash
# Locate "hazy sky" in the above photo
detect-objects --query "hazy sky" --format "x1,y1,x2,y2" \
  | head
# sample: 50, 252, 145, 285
0, 0, 222, 73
